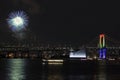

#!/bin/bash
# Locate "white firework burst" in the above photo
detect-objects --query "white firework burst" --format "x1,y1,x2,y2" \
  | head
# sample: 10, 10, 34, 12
7, 11, 28, 32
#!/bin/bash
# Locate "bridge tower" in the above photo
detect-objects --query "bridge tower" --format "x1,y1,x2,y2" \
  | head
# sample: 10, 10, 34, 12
99, 34, 106, 59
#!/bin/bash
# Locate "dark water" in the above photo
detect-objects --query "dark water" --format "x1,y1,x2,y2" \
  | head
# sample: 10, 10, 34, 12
0, 59, 120, 80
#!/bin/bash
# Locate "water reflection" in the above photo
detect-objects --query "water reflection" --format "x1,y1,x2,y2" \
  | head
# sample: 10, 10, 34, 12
42, 64, 63, 80
7, 59, 26, 80
94, 60, 107, 80
68, 75, 93, 80
42, 63, 97, 80
48, 74, 63, 80
1, 59, 120, 80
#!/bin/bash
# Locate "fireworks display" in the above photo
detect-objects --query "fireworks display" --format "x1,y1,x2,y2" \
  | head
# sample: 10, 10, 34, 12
7, 11, 28, 32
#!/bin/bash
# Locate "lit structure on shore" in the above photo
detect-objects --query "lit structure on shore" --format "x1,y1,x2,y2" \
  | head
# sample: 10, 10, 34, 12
69, 49, 86, 58
99, 34, 106, 59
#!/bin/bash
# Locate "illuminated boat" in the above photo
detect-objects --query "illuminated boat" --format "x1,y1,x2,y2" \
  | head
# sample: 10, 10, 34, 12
42, 59, 64, 64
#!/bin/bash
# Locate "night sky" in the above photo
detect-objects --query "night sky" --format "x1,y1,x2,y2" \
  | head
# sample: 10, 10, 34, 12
0, 0, 120, 44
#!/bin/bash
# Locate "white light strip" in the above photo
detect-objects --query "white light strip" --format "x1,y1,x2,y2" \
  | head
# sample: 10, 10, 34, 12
48, 63, 63, 65
42, 59, 64, 62
48, 60, 63, 62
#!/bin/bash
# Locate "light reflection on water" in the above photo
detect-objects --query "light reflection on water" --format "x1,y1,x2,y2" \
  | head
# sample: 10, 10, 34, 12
94, 61, 106, 80
0, 59, 120, 80
98, 61, 106, 80
7, 59, 26, 80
